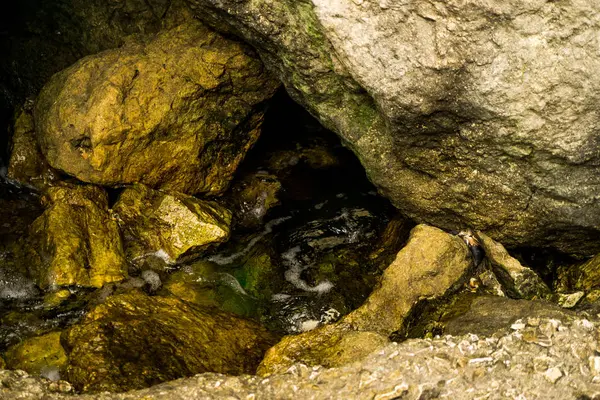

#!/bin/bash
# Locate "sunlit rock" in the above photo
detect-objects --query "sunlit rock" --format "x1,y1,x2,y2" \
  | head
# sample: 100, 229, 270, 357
27, 184, 127, 289
63, 291, 277, 393
113, 184, 232, 267
4, 331, 67, 380
258, 224, 472, 374
34, 21, 279, 195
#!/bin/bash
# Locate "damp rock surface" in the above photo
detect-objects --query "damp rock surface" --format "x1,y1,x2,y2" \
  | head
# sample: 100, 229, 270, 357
26, 184, 127, 289
7, 103, 57, 191
62, 291, 277, 393
258, 224, 472, 375
34, 21, 279, 195
186, 0, 600, 255
114, 184, 232, 266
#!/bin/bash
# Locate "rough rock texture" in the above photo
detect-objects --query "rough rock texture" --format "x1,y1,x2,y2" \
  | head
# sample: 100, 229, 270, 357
476, 231, 551, 300
186, 0, 600, 254
1, 314, 600, 399
227, 172, 281, 230
114, 184, 232, 265
445, 295, 576, 337
62, 291, 277, 393
34, 21, 279, 195
4, 331, 67, 379
557, 253, 600, 293
26, 185, 127, 289
7, 102, 57, 191
258, 224, 472, 375
1, 0, 193, 165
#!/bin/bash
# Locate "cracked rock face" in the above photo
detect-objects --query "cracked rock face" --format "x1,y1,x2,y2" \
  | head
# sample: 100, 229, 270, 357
186, 0, 600, 254
34, 21, 279, 195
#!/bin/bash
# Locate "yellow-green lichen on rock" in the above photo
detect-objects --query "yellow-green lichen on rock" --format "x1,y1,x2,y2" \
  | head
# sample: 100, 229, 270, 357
7, 102, 57, 191
258, 224, 472, 375
114, 184, 232, 265
34, 20, 279, 195
27, 184, 127, 289
4, 331, 67, 378
62, 291, 277, 393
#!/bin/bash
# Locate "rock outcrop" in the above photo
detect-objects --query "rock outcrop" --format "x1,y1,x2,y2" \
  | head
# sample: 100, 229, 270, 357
186, 0, 600, 254
114, 184, 232, 266
62, 291, 277, 393
34, 21, 279, 195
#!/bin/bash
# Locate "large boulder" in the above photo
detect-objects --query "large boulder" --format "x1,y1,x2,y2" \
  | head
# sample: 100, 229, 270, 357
186, 0, 600, 254
34, 21, 279, 195
62, 291, 277, 393
26, 184, 128, 289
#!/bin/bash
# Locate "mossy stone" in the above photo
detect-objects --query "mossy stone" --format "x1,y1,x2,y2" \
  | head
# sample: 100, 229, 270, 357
27, 184, 127, 289
63, 291, 276, 393
114, 184, 232, 265
4, 331, 67, 377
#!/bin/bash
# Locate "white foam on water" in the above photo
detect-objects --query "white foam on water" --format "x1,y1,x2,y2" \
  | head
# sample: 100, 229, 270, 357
300, 319, 320, 332
208, 216, 291, 265
272, 293, 292, 302
140, 270, 162, 292
282, 246, 334, 294
40, 366, 61, 381
132, 249, 175, 265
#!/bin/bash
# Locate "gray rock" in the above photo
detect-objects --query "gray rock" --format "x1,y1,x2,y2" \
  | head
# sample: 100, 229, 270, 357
1, 314, 600, 399
476, 231, 551, 300
185, 0, 600, 255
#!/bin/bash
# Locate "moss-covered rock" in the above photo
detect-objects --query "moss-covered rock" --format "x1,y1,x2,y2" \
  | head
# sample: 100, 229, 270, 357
27, 184, 127, 289
34, 21, 279, 195
4, 331, 67, 379
258, 224, 472, 375
476, 231, 551, 300
7, 102, 57, 191
163, 260, 258, 318
114, 184, 232, 266
62, 291, 276, 393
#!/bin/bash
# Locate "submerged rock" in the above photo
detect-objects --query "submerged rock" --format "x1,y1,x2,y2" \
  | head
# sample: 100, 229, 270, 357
258, 224, 472, 374
114, 184, 232, 266
62, 291, 277, 393
7, 103, 57, 191
4, 331, 66, 380
227, 171, 281, 230
34, 21, 279, 195
187, 0, 600, 255
27, 184, 127, 289
476, 231, 551, 300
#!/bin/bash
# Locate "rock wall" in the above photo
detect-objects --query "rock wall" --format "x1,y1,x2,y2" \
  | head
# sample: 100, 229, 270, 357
185, 0, 600, 254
